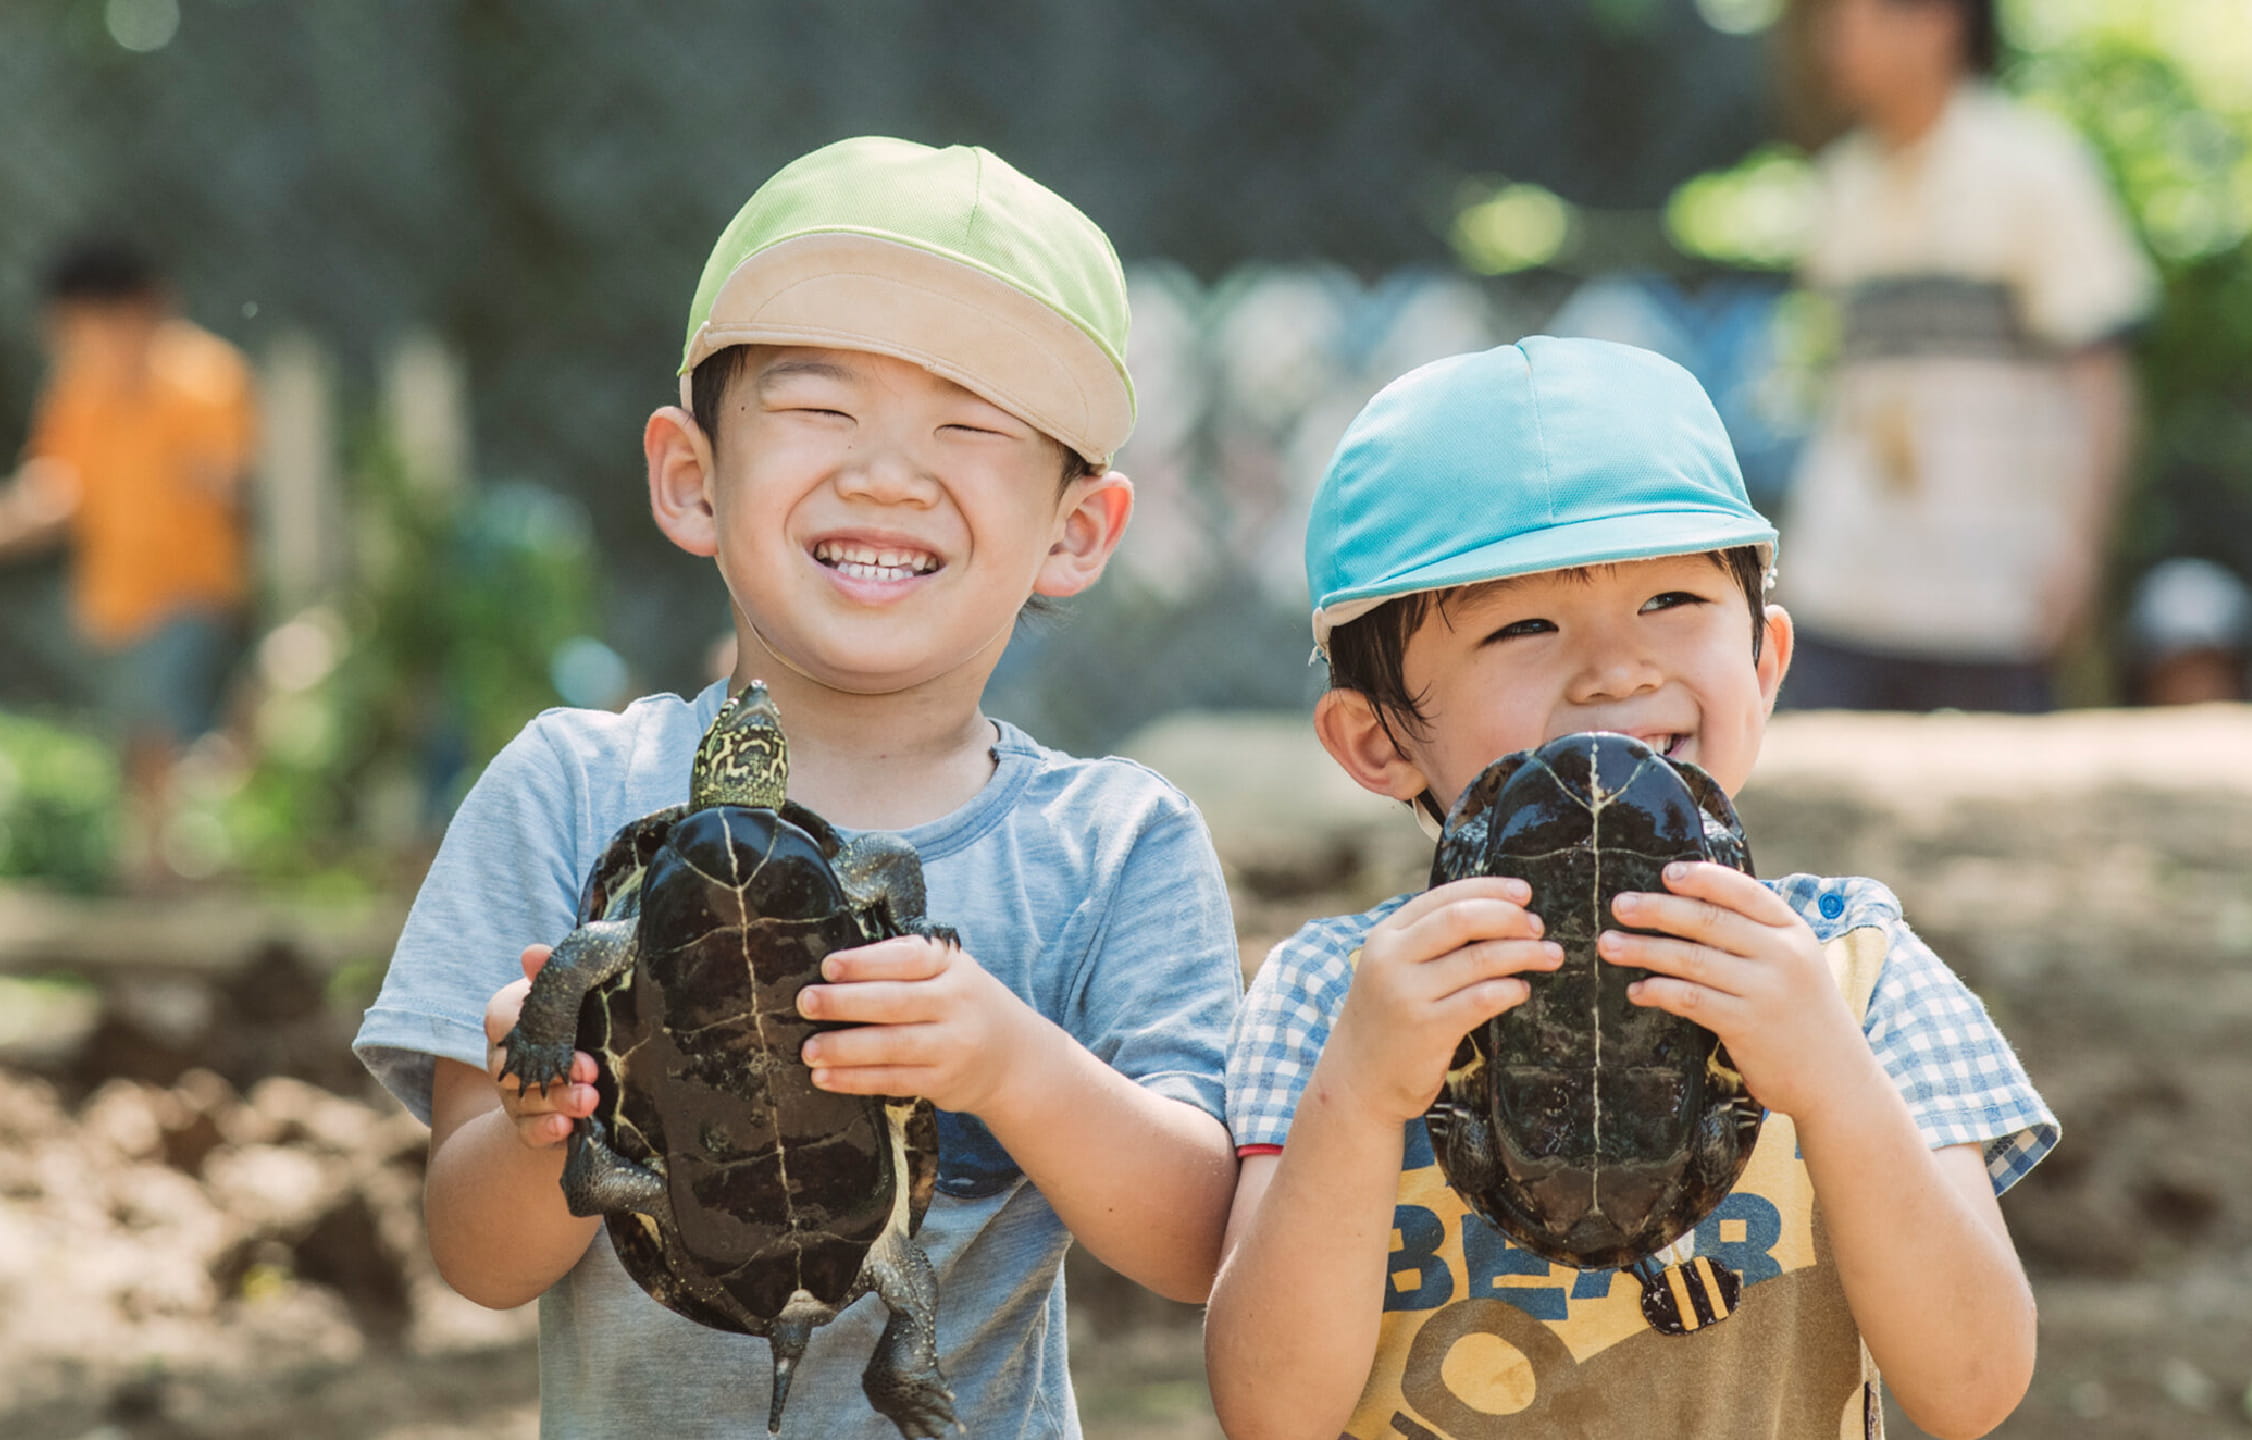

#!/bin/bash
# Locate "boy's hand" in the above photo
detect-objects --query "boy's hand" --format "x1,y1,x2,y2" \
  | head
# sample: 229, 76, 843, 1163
1603, 861, 1864, 1123
483, 944, 600, 1150
795, 936, 1037, 1116
1322, 876, 1563, 1127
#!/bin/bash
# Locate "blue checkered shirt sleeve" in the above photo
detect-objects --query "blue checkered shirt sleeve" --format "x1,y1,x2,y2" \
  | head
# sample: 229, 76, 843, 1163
1772, 873, 2059, 1194
1226, 898, 1410, 1150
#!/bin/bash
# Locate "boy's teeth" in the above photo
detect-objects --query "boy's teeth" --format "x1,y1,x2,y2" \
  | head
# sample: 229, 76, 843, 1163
813, 541, 937, 577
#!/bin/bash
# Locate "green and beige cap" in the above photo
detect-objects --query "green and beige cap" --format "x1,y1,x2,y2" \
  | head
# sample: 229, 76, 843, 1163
679, 136, 1136, 466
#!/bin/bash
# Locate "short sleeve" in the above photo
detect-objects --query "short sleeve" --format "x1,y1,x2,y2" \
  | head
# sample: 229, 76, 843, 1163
1062, 792, 1243, 1121
1858, 906, 2060, 1194
2012, 123, 2156, 349
1224, 903, 1402, 1150
353, 721, 593, 1123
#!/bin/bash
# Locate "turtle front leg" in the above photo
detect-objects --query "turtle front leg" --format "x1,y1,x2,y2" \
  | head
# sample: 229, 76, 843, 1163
859, 1226, 958, 1438
498, 917, 636, 1093
1425, 1103, 1504, 1201
560, 1113, 670, 1220
835, 833, 958, 948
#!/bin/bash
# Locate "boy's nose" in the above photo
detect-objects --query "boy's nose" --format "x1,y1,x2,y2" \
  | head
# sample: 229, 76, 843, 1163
833, 446, 941, 507
1566, 648, 1664, 705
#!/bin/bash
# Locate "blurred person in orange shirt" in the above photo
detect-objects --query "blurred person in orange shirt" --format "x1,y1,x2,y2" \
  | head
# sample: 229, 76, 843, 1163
1778, 0, 2154, 713
0, 240, 257, 888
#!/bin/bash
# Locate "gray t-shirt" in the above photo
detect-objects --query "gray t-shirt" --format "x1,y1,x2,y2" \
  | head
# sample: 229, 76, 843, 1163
354, 682, 1241, 1438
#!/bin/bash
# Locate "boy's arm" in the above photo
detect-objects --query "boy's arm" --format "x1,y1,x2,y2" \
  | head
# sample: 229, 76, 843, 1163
799, 937, 1231, 1302
1202, 881, 1559, 1438
424, 949, 601, 1309
1203, 1091, 1406, 1437
1797, 1079, 2034, 1439
799, 792, 1249, 1302
1610, 865, 2036, 1439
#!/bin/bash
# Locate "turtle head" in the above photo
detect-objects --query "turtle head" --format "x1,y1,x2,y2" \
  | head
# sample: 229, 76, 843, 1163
692, 680, 788, 809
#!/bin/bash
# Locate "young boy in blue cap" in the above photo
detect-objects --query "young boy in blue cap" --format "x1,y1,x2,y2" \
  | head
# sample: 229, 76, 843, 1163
355, 137, 1242, 1437
1206, 337, 2055, 1438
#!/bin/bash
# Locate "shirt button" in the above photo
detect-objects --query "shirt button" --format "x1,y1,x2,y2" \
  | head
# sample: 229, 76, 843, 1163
1818, 893, 1845, 920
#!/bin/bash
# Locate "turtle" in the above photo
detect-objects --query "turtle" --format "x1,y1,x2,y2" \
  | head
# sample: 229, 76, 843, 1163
498, 680, 958, 1438
1423, 730, 1765, 1275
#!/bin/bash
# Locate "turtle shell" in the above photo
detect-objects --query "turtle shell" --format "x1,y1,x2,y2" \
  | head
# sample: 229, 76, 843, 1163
497, 682, 957, 1434
572, 799, 940, 1329
1425, 731, 1763, 1269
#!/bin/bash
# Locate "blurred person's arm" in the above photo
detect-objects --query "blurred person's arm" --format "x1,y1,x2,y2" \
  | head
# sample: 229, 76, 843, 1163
2044, 342, 2137, 652
0, 457, 76, 559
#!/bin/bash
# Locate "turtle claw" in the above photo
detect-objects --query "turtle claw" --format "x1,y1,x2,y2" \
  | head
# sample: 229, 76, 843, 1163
498, 1030, 576, 1095
911, 920, 960, 950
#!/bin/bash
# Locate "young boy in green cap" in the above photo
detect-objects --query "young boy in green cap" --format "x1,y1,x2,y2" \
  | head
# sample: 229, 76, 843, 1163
355, 137, 1242, 1437
1206, 337, 2055, 1438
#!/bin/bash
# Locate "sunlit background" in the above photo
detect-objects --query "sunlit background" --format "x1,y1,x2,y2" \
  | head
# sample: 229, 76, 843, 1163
1, 2, 2249, 1437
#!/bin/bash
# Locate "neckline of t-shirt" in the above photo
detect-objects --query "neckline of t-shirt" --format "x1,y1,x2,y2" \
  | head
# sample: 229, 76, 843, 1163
686, 679, 1041, 862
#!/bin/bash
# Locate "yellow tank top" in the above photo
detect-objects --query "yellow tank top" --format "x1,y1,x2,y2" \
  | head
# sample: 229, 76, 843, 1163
1346, 926, 1890, 1439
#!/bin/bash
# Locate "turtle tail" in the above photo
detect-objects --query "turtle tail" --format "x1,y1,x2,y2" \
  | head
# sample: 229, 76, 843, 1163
766, 1319, 815, 1436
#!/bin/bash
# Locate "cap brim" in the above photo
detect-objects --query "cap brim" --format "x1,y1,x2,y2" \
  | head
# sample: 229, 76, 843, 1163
1312, 508, 1778, 646
678, 233, 1131, 466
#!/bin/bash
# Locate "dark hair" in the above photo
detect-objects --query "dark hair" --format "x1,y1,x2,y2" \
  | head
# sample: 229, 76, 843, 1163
1324, 545, 1769, 822
686, 345, 1095, 488
44, 240, 163, 305
1952, 0, 1999, 74
1888, 0, 1998, 75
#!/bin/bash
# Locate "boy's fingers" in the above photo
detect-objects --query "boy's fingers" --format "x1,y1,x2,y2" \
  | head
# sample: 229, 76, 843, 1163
810, 1064, 932, 1096
509, 1082, 600, 1118
519, 1111, 576, 1147
1601, 930, 1746, 997
798, 979, 938, 1025
520, 943, 555, 980
801, 1020, 941, 1071
483, 977, 533, 1044
1432, 939, 1562, 1000
1385, 876, 1533, 929
820, 935, 951, 984
1624, 973, 1749, 1031
1442, 976, 1536, 1028
1395, 896, 1543, 959
1609, 889, 1760, 954
1659, 861, 1799, 927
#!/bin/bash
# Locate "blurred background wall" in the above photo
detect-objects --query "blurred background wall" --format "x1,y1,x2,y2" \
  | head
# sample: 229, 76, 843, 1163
4, 2, 2249, 841
3, 3, 2252, 1435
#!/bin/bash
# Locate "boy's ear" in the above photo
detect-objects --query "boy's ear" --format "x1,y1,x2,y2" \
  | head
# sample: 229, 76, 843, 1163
645, 405, 719, 558
1313, 688, 1434, 804
1757, 602, 1796, 712
1032, 469, 1134, 598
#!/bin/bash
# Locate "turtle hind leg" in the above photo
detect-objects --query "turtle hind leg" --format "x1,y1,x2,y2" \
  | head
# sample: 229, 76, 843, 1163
561, 1113, 669, 1220
860, 1227, 958, 1438
833, 833, 958, 948
499, 917, 636, 1092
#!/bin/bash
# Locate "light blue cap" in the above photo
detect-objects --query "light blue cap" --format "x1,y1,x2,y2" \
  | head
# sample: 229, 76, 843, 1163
1306, 336, 1778, 646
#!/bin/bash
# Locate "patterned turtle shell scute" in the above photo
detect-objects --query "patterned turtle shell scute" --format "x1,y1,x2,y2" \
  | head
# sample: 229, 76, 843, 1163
1424, 731, 1764, 1271
497, 681, 959, 1438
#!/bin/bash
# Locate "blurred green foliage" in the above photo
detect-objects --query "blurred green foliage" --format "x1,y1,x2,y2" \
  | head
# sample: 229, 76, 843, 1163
1665, 0, 2252, 585
2009, 4, 2252, 578
0, 432, 602, 895
0, 711, 117, 894
214, 441, 601, 891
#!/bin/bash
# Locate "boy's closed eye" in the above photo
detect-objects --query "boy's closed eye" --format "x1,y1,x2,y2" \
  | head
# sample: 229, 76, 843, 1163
1482, 616, 1556, 644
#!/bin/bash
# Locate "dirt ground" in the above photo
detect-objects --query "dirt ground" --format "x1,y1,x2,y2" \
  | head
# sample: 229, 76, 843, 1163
3, 707, 2250, 1439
